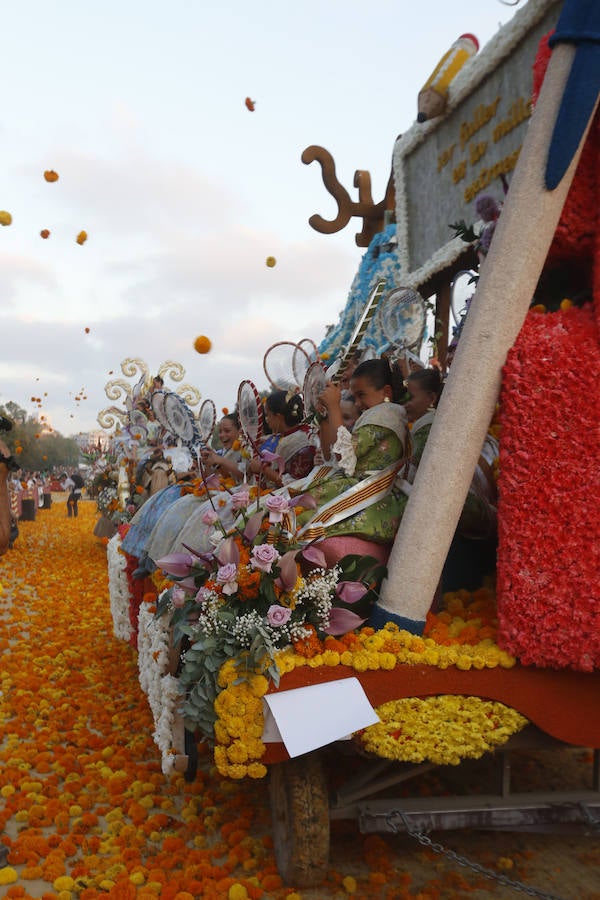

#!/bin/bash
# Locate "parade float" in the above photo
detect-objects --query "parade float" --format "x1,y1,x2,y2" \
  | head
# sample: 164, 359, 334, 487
108, 0, 600, 889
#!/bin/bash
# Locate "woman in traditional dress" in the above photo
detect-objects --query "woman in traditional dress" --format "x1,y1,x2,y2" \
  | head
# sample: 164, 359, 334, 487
148, 392, 316, 562
403, 367, 443, 473
295, 359, 407, 553
247, 390, 316, 487
402, 367, 497, 590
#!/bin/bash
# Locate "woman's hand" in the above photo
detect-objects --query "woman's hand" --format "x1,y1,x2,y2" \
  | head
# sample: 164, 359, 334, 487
248, 457, 282, 485
200, 448, 219, 468
318, 382, 342, 411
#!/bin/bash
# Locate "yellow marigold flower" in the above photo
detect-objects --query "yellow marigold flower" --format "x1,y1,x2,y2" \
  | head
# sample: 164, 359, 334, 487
214, 746, 228, 768
54, 876, 76, 892
307, 654, 324, 667
378, 652, 397, 670
130, 871, 146, 885
497, 856, 514, 870
276, 652, 298, 674
364, 633, 385, 651
225, 763, 248, 779
351, 651, 370, 672
560, 298, 573, 310
422, 648, 440, 666
246, 762, 268, 779
245, 737, 266, 759
322, 650, 340, 666
214, 721, 231, 745
225, 714, 246, 737
229, 883, 249, 900
0, 867, 18, 885
249, 674, 268, 697
194, 334, 212, 354
227, 741, 249, 764
342, 875, 357, 893
1, 784, 15, 797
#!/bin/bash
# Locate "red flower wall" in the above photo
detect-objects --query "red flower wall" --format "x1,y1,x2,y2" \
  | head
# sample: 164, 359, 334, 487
497, 305, 600, 670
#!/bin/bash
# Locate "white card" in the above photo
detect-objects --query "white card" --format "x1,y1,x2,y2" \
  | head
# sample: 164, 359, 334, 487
262, 677, 379, 758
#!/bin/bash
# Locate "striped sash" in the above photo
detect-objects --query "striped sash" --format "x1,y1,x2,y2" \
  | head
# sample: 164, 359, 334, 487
296, 459, 405, 541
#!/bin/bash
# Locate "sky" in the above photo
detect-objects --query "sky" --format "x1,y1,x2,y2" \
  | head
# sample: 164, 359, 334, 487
0, 0, 520, 438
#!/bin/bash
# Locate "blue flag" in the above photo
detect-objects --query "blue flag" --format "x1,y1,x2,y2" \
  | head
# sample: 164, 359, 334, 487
545, 0, 600, 190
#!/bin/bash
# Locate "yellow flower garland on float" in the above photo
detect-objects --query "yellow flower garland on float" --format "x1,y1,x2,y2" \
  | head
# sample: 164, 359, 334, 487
359, 696, 528, 766
212, 621, 519, 779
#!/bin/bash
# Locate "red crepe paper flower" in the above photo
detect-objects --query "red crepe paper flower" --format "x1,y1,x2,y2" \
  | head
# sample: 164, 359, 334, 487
497, 305, 600, 671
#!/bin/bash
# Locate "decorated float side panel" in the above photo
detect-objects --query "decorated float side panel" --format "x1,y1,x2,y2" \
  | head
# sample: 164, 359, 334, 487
400, 3, 559, 275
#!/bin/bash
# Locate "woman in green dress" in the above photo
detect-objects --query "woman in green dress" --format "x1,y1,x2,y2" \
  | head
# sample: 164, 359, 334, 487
296, 359, 408, 546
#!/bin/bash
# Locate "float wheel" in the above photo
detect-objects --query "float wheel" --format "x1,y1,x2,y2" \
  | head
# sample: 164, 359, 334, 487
269, 752, 330, 887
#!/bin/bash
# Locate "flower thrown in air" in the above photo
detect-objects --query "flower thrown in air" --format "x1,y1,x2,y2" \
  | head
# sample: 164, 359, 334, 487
250, 544, 280, 573
267, 604, 292, 627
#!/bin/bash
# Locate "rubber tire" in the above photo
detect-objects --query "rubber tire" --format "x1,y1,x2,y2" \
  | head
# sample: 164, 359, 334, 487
269, 752, 330, 887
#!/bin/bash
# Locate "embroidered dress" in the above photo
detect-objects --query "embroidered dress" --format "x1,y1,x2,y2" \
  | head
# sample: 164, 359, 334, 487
296, 402, 408, 543
121, 483, 184, 559
148, 430, 315, 560
404, 408, 498, 540
275, 426, 315, 482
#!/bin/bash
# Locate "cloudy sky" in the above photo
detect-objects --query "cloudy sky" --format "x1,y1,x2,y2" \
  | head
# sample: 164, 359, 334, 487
0, 0, 518, 436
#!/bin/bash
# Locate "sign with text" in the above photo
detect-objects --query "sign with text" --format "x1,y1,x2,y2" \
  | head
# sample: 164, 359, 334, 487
398, 1, 559, 275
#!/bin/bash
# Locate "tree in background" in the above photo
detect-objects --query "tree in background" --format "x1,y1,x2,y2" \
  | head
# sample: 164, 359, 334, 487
0, 402, 80, 471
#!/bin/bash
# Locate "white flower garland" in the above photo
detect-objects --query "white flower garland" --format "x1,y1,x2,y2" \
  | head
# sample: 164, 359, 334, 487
154, 674, 182, 776
137, 595, 171, 717
107, 533, 133, 643
137, 597, 183, 776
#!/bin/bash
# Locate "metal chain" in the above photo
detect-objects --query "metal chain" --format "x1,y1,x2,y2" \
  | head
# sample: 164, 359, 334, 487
384, 809, 566, 900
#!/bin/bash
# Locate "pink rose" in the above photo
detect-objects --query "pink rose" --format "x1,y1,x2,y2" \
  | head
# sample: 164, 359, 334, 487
231, 488, 250, 510
267, 604, 292, 627
201, 508, 219, 525
216, 562, 238, 596
250, 544, 280, 573
265, 495, 289, 523
195, 587, 211, 604
171, 585, 187, 608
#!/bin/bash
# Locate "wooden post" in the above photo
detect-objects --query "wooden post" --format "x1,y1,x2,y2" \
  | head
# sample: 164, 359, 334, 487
376, 41, 598, 630
435, 278, 452, 370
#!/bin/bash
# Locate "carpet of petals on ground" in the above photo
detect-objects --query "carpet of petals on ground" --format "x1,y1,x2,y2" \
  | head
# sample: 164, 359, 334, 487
2, 501, 541, 900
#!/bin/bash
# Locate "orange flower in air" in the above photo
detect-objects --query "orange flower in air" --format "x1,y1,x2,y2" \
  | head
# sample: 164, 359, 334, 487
40, 229, 50, 239
193, 335, 212, 354
76, 230, 88, 245
44, 170, 59, 182
244, 97, 255, 111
